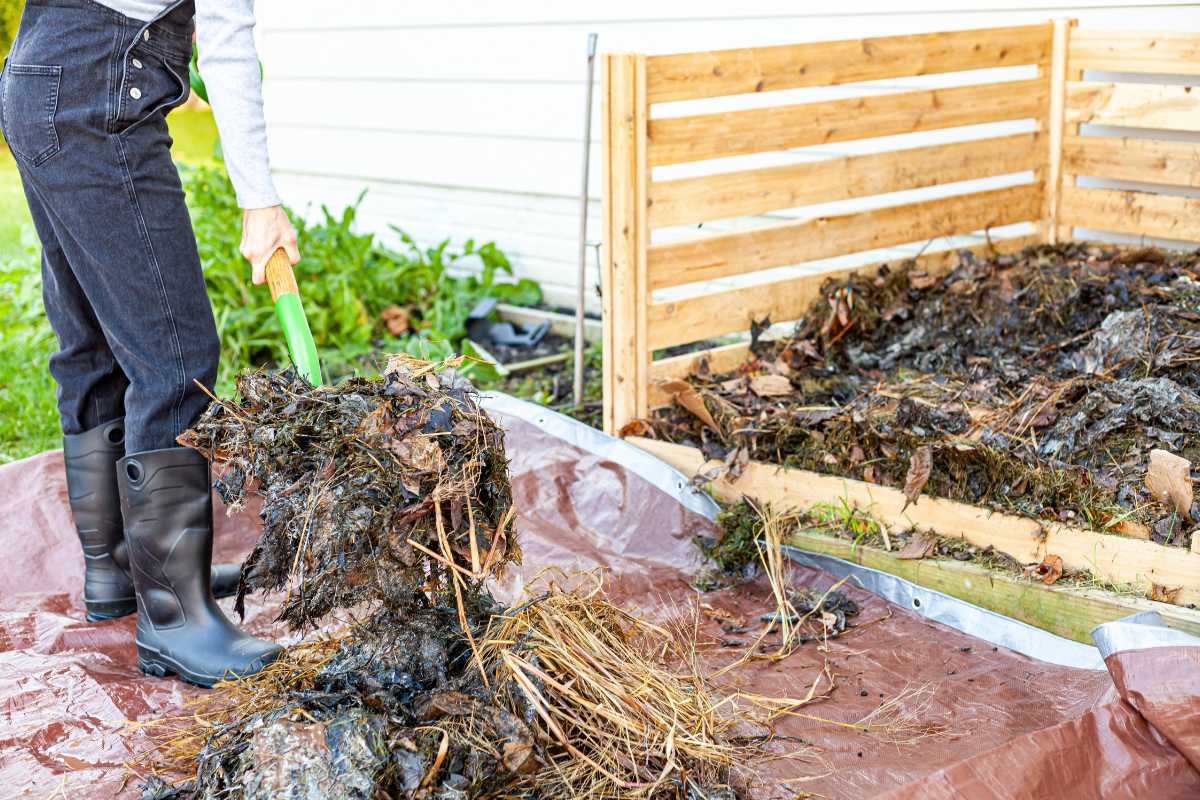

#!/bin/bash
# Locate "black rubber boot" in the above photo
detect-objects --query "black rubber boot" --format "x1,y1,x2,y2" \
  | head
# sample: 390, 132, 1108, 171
117, 446, 281, 687
64, 419, 241, 621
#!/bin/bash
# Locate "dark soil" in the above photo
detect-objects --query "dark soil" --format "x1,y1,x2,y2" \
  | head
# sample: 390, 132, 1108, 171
485, 332, 571, 365
648, 243, 1200, 545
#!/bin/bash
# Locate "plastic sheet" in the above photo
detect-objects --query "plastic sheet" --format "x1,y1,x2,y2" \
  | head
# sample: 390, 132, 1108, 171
0, 397, 1197, 798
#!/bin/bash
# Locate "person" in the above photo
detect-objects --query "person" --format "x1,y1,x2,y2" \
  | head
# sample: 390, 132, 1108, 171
0, 0, 299, 687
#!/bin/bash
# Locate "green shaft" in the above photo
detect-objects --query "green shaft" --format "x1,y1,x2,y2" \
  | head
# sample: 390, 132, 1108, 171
274, 293, 322, 385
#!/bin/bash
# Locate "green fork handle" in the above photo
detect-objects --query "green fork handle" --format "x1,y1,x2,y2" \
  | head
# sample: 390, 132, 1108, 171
265, 248, 323, 385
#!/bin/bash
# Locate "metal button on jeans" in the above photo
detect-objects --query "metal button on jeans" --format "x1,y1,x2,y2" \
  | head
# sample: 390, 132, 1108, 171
130, 87, 142, 99
132, 58, 143, 69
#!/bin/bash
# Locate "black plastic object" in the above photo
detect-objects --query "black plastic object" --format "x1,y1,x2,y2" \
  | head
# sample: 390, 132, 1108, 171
116, 446, 281, 687
63, 420, 240, 621
466, 296, 550, 348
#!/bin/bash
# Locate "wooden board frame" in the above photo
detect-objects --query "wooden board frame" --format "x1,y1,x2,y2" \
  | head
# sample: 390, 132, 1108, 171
604, 21, 1200, 434
600, 23, 1200, 614
632, 438, 1200, 612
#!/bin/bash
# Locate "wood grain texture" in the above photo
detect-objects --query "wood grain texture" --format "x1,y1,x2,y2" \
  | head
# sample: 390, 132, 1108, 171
631, 437, 1200, 607
1060, 186, 1200, 242
1066, 82, 1200, 131
648, 79, 1047, 166
647, 235, 1037, 351
1063, 136, 1200, 187
265, 249, 299, 301
648, 133, 1040, 229
601, 54, 649, 434
645, 24, 1052, 102
648, 183, 1043, 290
1043, 19, 1073, 244
1069, 29, 1200, 76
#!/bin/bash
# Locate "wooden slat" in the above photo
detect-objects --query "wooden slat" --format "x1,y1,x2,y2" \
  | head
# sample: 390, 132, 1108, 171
631, 438, 1200, 608
649, 133, 1039, 229
648, 342, 751, 408
647, 234, 1037, 351
1060, 186, 1200, 242
648, 79, 1046, 166
1064, 136, 1200, 187
601, 54, 649, 434
1066, 82, 1200, 131
1044, 19, 1073, 244
648, 183, 1043, 290
787, 528, 1200, 644
646, 24, 1052, 103
1070, 29, 1200, 77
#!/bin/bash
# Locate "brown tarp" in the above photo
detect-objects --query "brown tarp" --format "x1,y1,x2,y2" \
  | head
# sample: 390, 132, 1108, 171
1, 409, 1197, 798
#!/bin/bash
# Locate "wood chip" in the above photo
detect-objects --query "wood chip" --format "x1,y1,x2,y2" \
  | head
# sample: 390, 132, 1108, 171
659, 380, 718, 430
1146, 449, 1193, 520
749, 374, 793, 397
897, 531, 937, 560
901, 446, 933, 511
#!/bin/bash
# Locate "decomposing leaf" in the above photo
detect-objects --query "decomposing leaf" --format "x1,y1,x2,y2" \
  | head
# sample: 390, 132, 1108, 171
749, 374, 792, 397
901, 446, 933, 511
1150, 583, 1182, 603
897, 531, 937, 560
617, 419, 654, 438
659, 380, 718, 430
849, 446, 865, 464
1112, 519, 1151, 540
862, 465, 877, 484
1145, 448, 1193, 520
1023, 555, 1063, 585
822, 453, 839, 466
909, 271, 938, 289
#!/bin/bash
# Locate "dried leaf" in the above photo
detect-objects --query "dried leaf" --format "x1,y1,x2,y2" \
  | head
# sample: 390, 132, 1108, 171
1112, 519, 1151, 540
659, 380, 718, 430
909, 271, 938, 290
897, 531, 937, 560
1023, 555, 1063, 585
849, 446, 865, 464
1146, 449, 1194, 520
617, 419, 654, 438
821, 453, 838, 466
901, 446, 933, 511
749, 374, 792, 397
1150, 583, 1182, 604
862, 465, 877, 484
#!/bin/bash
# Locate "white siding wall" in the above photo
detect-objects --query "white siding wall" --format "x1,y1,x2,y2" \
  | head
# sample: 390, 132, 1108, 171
256, 1, 1200, 312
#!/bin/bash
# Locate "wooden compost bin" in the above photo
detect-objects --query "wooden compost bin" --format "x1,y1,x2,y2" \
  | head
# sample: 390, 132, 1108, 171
599, 20, 1200, 640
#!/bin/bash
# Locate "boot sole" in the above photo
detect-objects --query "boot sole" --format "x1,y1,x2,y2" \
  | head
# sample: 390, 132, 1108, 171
136, 641, 278, 689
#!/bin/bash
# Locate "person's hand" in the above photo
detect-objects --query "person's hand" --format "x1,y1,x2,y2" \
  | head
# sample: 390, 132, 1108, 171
240, 205, 300, 285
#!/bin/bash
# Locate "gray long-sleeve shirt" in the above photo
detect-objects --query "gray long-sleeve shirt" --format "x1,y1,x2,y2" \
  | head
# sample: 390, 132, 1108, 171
98, 0, 281, 209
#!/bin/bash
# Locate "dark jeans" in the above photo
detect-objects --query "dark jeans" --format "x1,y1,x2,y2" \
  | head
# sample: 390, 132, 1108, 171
1, 0, 218, 453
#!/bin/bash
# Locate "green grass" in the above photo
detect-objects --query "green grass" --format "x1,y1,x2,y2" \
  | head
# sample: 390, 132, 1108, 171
0, 110, 220, 461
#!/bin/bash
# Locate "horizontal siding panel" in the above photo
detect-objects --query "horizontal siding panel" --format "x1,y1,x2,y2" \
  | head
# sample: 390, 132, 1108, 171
268, 129, 598, 196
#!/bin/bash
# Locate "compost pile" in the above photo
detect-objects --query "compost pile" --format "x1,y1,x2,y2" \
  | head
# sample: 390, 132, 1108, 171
648, 243, 1200, 545
143, 357, 742, 800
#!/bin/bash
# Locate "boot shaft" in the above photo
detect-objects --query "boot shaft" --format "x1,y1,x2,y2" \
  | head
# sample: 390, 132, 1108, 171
62, 418, 126, 552
117, 446, 215, 629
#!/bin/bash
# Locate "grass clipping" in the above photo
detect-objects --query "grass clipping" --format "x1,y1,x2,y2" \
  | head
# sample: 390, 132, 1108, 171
142, 357, 741, 800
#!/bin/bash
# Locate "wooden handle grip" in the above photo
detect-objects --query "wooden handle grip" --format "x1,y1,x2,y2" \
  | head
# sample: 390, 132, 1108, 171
264, 248, 298, 301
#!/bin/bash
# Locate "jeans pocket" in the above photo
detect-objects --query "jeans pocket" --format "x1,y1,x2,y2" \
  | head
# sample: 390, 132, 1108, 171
1, 63, 63, 167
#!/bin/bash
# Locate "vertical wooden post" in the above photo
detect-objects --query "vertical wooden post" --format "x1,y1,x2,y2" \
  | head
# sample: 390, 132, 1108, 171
1046, 19, 1078, 243
601, 53, 649, 435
